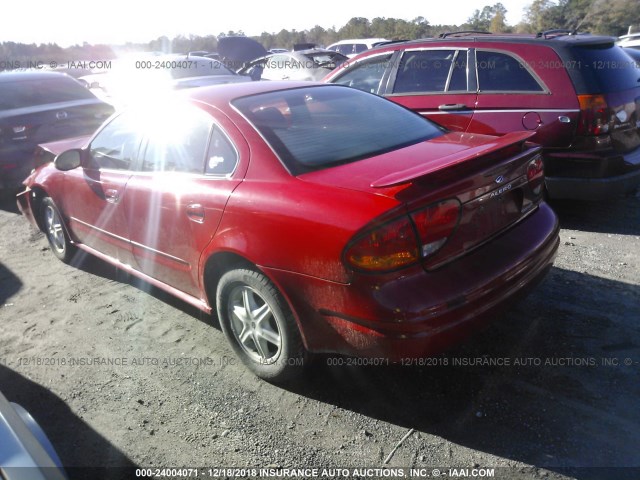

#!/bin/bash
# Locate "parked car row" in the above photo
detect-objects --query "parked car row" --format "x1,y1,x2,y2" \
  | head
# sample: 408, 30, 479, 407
79, 54, 250, 108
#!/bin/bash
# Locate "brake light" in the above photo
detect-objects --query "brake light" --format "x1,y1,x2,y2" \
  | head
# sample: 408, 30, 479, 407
344, 199, 461, 272
410, 199, 461, 257
577, 94, 613, 136
527, 156, 545, 196
345, 217, 418, 271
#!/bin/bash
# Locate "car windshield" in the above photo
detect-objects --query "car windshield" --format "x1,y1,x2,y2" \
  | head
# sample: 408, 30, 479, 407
233, 85, 444, 174
0, 76, 96, 110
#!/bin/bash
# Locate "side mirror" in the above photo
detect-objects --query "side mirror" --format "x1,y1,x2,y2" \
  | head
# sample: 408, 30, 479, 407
54, 149, 82, 171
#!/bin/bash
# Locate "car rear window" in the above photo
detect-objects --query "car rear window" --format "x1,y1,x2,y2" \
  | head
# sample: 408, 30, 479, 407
567, 45, 640, 93
0, 76, 96, 110
233, 85, 444, 175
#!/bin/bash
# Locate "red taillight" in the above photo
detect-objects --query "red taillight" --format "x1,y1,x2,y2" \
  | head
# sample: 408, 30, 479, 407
527, 156, 545, 196
527, 156, 544, 181
410, 199, 461, 257
344, 199, 461, 272
577, 94, 613, 136
345, 217, 419, 272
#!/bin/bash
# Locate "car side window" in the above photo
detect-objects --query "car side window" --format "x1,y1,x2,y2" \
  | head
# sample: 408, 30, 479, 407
336, 44, 354, 56
140, 109, 212, 174
205, 128, 238, 175
332, 54, 392, 94
476, 51, 544, 92
354, 44, 367, 54
393, 50, 457, 93
448, 51, 468, 91
89, 113, 141, 170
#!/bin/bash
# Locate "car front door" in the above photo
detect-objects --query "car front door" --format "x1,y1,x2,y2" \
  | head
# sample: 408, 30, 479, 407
62, 112, 140, 264
123, 106, 246, 300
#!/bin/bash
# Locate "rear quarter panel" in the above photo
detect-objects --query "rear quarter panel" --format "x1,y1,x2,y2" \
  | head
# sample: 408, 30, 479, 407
201, 172, 399, 285
469, 42, 580, 148
198, 105, 399, 283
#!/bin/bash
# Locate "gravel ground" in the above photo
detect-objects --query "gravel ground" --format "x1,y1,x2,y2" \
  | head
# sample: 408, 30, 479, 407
0, 194, 638, 480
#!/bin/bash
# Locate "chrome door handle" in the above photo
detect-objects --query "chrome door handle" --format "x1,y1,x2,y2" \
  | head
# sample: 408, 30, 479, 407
105, 188, 119, 203
438, 103, 467, 111
186, 203, 205, 223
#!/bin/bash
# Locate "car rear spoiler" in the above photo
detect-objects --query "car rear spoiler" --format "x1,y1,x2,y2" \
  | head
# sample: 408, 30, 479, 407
371, 131, 536, 188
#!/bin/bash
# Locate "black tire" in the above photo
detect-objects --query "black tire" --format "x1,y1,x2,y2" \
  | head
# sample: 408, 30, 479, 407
41, 197, 75, 263
216, 268, 306, 383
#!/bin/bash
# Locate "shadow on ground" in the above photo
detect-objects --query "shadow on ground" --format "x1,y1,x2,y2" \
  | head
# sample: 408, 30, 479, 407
0, 262, 22, 305
0, 193, 20, 215
550, 194, 640, 236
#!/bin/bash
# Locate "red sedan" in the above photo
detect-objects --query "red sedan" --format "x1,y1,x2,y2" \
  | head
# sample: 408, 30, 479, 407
17, 82, 559, 382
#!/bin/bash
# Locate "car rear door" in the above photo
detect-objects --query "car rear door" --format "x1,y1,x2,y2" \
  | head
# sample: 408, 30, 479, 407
123, 106, 246, 299
383, 48, 477, 132
469, 46, 579, 147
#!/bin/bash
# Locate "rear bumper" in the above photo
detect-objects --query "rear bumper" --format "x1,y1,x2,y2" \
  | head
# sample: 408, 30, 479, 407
545, 147, 640, 200
265, 203, 560, 359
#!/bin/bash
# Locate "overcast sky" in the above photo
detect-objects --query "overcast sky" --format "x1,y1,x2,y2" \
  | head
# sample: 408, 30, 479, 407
3, 0, 534, 47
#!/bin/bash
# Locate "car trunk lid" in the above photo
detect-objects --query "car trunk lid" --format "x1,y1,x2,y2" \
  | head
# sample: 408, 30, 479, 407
300, 130, 544, 269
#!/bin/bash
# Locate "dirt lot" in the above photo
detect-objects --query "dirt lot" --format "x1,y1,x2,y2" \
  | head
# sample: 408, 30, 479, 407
0, 193, 639, 480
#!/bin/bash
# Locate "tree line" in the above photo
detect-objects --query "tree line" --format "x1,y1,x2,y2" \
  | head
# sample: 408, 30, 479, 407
1, 0, 639, 67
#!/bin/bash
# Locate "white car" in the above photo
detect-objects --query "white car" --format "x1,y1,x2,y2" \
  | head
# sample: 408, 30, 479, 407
326, 38, 390, 58
617, 31, 640, 50
239, 49, 348, 81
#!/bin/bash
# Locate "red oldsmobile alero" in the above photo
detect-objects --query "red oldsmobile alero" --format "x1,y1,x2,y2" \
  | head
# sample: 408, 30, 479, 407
17, 82, 559, 382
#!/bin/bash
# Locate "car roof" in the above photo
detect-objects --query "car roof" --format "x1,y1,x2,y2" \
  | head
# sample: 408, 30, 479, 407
367, 32, 617, 52
0, 70, 72, 83
186, 80, 325, 108
328, 38, 389, 46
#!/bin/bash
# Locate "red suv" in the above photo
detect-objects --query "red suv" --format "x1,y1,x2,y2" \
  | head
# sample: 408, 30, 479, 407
324, 31, 640, 200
